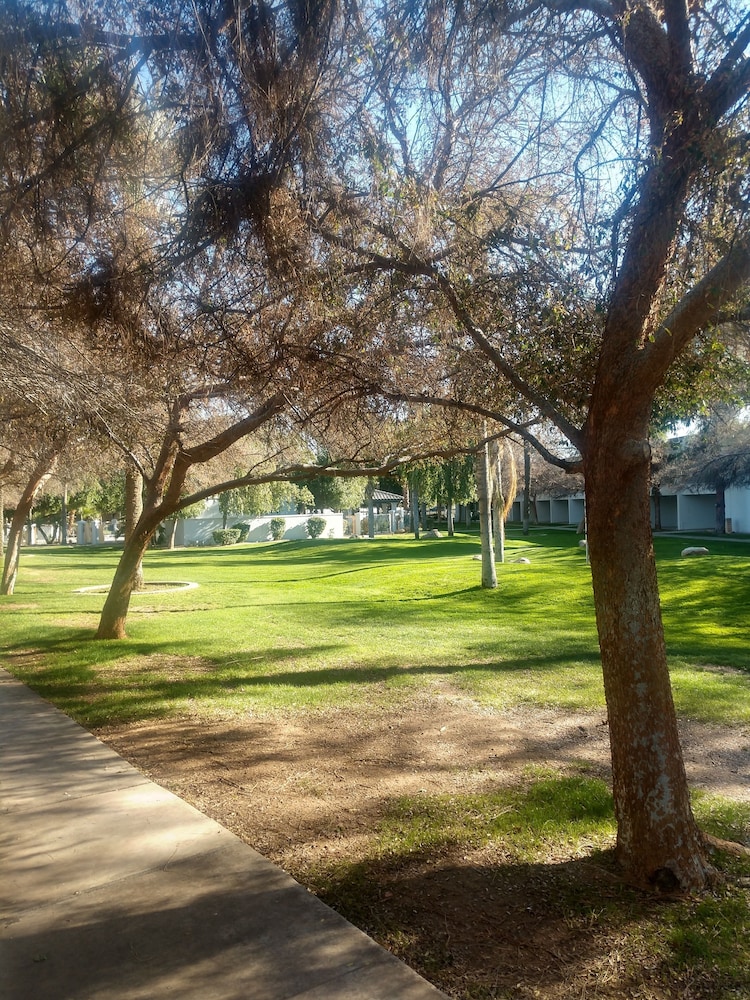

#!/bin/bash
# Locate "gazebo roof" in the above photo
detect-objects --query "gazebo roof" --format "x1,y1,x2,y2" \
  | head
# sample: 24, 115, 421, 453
371, 489, 404, 502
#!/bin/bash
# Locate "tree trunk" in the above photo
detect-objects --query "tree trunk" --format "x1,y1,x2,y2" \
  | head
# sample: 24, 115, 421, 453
1, 453, 59, 595
475, 443, 496, 589
61, 482, 68, 546
714, 483, 726, 535
651, 486, 662, 532
409, 474, 420, 539
368, 493, 375, 539
585, 421, 711, 891
446, 481, 455, 536
95, 513, 159, 639
124, 465, 145, 592
0, 485, 5, 558
167, 518, 179, 549
522, 442, 531, 536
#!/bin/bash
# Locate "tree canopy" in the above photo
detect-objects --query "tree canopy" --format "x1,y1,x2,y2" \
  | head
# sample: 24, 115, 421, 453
1, 0, 749, 891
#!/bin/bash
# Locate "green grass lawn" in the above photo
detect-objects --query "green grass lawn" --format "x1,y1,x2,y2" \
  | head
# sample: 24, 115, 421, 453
2, 527, 749, 999
1, 527, 748, 728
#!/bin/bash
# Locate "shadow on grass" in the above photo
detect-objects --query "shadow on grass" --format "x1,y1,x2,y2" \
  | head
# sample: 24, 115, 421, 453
3, 633, 603, 726
153, 534, 487, 571
314, 850, 748, 999
306, 777, 750, 999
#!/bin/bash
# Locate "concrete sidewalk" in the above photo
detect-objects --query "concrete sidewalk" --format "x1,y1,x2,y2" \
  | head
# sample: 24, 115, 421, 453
0, 669, 447, 1000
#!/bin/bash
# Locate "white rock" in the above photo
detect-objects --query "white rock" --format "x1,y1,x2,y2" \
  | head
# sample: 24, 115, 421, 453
681, 546, 710, 557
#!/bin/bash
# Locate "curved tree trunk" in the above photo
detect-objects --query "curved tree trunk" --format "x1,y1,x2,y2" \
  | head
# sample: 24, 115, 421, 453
124, 464, 145, 592
95, 513, 160, 639
446, 480, 455, 536
585, 416, 711, 891
1, 452, 59, 595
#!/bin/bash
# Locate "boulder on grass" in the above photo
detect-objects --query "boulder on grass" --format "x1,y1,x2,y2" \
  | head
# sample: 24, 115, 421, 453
681, 546, 710, 557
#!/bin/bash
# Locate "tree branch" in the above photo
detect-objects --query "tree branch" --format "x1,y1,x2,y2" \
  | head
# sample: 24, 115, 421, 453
644, 232, 750, 385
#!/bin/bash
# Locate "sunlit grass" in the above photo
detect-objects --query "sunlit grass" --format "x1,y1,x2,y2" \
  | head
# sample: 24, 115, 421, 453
0, 529, 747, 728
374, 773, 616, 862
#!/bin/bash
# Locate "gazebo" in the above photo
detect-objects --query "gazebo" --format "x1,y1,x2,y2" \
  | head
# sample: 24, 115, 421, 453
370, 488, 404, 510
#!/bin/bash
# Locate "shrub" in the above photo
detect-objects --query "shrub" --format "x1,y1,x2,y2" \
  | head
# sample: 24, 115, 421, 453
231, 522, 250, 542
270, 517, 286, 541
306, 516, 327, 539
212, 528, 242, 546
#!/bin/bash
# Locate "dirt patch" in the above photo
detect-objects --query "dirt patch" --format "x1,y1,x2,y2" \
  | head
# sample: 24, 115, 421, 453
97, 692, 750, 999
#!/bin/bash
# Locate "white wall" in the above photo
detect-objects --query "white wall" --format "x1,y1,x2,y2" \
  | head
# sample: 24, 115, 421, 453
176, 511, 345, 545
549, 498, 570, 523
676, 492, 716, 531
726, 486, 750, 533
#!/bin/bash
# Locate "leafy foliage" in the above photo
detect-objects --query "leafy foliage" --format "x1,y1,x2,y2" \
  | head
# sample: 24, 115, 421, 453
211, 528, 241, 545
305, 515, 327, 538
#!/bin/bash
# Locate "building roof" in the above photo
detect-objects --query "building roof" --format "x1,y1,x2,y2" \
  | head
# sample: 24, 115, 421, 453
371, 489, 404, 502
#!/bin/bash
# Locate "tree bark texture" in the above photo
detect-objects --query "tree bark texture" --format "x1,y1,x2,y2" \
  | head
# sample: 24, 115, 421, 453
61, 482, 68, 545
475, 443, 496, 589
1, 452, 59, 595
124, 464, 145, 592
585, 412, 711, 891
522, 443, 531, 536
715, 485, 726, 535
95, 511, 160, 639
409, 475, 420, 539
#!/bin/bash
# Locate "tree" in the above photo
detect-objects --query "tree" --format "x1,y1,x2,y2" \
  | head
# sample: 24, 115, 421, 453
439, 456, 476, 536
304, 459, 368, 512
1, 439, 64, 594
304, 1, 750, 889
159, 500, 205, 549
5, 0, 748, 889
